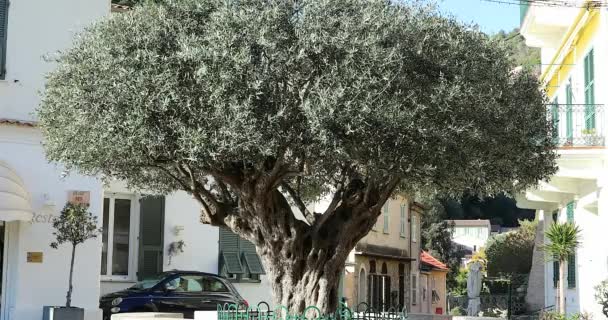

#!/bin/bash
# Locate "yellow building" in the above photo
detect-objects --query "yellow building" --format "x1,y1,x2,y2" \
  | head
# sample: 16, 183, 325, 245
342, 198, 436, 313
419, 251, 449, 315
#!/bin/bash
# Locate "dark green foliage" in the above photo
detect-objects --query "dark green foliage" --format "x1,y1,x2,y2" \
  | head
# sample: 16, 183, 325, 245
50, 203, 99, 248
39, 0, 556, 201
443, 195, 534, 227
485, 219, 536, 276
544, 222, 581, 262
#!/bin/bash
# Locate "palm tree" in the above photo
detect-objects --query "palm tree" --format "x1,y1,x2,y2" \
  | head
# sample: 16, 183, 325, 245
544, 222, 581, 314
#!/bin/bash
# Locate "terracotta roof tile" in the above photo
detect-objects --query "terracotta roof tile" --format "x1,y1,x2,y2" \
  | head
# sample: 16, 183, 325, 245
420, 251, 448, 271
111, 3, 131, 12
0, 118, 37, 127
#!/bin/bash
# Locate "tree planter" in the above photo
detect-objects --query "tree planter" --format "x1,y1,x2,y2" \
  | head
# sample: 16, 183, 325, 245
42, 306, 84, 320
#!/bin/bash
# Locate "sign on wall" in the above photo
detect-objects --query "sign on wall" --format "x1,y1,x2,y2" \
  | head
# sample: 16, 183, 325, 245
68, 191, 90, 206
27, 252, 43, 263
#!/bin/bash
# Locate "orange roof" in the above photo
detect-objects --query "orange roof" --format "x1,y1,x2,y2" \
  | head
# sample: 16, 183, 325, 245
420, 251, 448, 271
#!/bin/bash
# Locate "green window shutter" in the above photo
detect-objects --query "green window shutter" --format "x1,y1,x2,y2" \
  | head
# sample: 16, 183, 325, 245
566, 202, 574, 222
584, 49, 595, 130
219, 227, 244, 274
383, 204, 389, 234
400, 205, 406, 237
241, 239, 265, 275
138, 196, 165, 281
567, 254, 576, 288
566, 81, 573, 143
553, 258, 559, 288
0, 0, 7, 79
551, 98, 559, 143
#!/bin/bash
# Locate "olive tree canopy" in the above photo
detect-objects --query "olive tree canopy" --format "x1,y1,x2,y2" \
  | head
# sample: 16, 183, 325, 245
39, 0, 556, 313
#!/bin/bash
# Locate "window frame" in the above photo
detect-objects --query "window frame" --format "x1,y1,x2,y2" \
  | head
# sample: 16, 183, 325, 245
411, 273, 418, 305
399, 205, 407, 238
584, 48, 595, 130
411, 214, 418, 243
383, 204, 389, 234
0, 0, 8, 80
101, 193, 139, 281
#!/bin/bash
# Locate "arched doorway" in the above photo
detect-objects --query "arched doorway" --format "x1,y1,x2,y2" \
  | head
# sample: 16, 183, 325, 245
358, 268, 366, 305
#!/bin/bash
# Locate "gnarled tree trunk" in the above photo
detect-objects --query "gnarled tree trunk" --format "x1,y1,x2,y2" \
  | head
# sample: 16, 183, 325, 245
169, 161, 399, 315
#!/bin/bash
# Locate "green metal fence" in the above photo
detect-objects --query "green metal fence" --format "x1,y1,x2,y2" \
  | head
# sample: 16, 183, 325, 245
217, 302, 409, 320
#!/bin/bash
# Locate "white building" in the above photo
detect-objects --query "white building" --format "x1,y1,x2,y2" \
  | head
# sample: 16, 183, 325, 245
518, 2, 608, 318
0, 2, 271, 320
448, 220, 491, 255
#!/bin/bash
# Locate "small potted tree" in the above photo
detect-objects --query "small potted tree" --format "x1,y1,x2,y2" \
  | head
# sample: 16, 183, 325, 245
43, 203, 99, 320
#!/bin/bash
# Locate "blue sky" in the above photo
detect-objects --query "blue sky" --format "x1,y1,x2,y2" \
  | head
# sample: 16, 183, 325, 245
437, 0, 520, 35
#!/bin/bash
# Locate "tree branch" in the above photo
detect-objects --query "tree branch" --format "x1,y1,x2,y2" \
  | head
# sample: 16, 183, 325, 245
281, 182, 315, 225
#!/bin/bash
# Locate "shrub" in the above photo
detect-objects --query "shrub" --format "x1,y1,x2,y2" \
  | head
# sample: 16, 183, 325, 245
450, 307, 464, 316
595, 280, 608, 318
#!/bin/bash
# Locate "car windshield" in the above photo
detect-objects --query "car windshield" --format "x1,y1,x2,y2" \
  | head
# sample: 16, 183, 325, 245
130, 274, 166, 290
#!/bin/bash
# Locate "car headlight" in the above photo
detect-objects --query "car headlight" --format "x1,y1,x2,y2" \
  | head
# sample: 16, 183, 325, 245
111, 298, 123, 306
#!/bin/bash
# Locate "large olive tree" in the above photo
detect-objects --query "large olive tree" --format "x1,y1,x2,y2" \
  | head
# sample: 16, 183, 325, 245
38, 0, 556, 313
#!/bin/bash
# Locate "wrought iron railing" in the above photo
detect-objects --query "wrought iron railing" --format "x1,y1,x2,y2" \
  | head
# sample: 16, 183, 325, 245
217, 302, 409, 320
547, 104, 605, 147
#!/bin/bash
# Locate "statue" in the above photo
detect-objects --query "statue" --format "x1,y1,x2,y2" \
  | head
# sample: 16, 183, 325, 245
467, 261, 483, 316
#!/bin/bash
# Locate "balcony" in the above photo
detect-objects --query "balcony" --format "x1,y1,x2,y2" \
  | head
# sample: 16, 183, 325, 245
548, 104, 605, 147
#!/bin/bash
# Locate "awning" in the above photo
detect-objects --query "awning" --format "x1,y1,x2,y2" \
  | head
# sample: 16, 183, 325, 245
0, 161, 33, 221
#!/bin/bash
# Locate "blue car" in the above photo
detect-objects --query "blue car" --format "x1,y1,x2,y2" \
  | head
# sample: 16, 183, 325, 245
99, 271, 247, 319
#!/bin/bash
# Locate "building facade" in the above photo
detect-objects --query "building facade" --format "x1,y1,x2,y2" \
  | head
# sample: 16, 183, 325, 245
518, 2, 608, 317
99, 181, 272, 307
0, 2, 272, 320
341, 197, 446, 316
419, 251, 448, 316
0, 1, 108, 319
448, 220, 491, 266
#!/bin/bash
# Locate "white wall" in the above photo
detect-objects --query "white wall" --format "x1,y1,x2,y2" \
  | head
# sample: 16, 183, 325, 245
0, 0, 109, 121
0, 126, 104, 320
451, 227, 489, 252
164, 191, 273, 307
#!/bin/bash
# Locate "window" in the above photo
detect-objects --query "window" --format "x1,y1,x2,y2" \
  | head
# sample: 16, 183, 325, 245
411, 274, 418, 305
383, 204, 389, 234
168, 275, 229, 293
411, 215, 418, 243
551, 98, 559, 142
584, 49, 595, 130
101, 194, 165, 280
568, 254, 576, 288
553, 256, 559, 288
566, 202, 574, 222
400, 205, 407, 238
0, 0, 8, 79
101, 196, 133, 278
219, 228, 265, 282
367, 263, 391, 311
566, 79, 573, 144
358, 268, 367, 304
